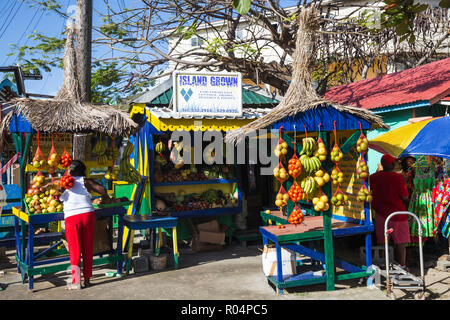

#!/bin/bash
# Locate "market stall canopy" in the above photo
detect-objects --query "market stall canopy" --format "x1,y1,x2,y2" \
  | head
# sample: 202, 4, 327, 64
369, 116, 450, 159
130, 105, 273, 132
324, 57, 450, 113
0, 25, 138, 140
225, 7, 387, 144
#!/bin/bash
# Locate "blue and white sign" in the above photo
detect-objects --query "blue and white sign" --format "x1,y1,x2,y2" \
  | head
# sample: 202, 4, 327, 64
173, 71, 242, 117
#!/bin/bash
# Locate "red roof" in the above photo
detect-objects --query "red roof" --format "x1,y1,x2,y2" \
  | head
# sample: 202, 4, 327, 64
324, 58, 450, 110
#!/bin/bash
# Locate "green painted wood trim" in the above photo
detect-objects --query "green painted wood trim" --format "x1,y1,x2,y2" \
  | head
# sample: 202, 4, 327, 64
268, 275, 327, 289
340, 130, 359, 154
277, 231, 324, 243
336, 271, 374, 281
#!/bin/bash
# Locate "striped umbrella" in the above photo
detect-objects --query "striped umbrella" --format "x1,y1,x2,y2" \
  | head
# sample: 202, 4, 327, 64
369, 116, 450, 159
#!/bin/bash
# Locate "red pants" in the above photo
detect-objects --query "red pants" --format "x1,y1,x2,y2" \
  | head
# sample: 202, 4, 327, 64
65, 212, 96, 283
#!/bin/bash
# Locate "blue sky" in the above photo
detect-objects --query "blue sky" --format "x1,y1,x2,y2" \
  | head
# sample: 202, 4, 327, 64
0, 0, 300, 97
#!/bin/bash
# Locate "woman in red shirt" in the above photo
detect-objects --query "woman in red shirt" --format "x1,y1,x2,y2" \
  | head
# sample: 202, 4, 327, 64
370, 154, 410, 268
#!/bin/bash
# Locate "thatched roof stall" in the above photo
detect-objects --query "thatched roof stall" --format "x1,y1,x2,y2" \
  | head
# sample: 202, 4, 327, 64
0, 26, 138, 141
225, 7, 387, 144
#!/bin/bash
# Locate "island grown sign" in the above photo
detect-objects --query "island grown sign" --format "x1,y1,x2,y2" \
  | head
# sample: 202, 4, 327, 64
173, 71, 243, 117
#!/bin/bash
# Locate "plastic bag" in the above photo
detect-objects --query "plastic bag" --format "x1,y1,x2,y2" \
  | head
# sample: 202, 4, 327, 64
331, 165, 344, 186
356, 156, 369, 179
312, 189, 330, 212
357, 185, 373, 202
288, 181, 303, 203
331, 187, 348, 207
32, 131, 46, 169
288, 204, 305, 226
47, 136, 60, 173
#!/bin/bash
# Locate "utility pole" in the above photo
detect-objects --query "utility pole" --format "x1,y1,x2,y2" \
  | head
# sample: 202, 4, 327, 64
72, 0, 93, 160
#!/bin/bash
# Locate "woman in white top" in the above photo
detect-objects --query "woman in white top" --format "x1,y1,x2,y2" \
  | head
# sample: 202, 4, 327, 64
59, 160, 111, 289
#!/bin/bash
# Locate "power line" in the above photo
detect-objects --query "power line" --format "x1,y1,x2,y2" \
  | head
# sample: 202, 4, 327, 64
0, 2, 18, 35
0, 0, 25, 40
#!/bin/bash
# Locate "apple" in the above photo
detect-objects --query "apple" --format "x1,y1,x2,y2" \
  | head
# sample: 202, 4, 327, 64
49, 199, 57, 207
48, 206, 56, 213
56, 205, 63, 212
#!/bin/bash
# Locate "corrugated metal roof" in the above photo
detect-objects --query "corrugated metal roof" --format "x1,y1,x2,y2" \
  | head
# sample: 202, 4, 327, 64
324, 58, 450, 111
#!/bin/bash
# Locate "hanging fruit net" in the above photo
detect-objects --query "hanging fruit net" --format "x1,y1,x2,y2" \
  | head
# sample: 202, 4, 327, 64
331, 165, 344, 186
275, 185, 289, 212
288, 181, 303, 203
47, 136, 60, 173
60, 170, 75, 189
330, 121, 344, 163
357, 185, 373, 202
331, 186, 348, 207
60, 142, 72, 168
288, 204, 305, 226
314, 123, 327, 161
356, 122, 369, 154
312, 189, 330, 212
32, 131, 46, 169
356, 156, 369, 180
274, 127, 288, 159
288, 154, 301, 179
273, 162, 289, 184
313, 167, 330, 188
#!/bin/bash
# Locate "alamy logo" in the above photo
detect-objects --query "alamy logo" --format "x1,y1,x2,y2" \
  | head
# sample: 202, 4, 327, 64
181, 88, 193, 102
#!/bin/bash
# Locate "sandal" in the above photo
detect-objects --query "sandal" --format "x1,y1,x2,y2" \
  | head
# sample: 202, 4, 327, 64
83, 279, 92, 288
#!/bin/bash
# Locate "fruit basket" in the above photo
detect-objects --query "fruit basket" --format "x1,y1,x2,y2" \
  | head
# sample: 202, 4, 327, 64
23, 198, 63, 215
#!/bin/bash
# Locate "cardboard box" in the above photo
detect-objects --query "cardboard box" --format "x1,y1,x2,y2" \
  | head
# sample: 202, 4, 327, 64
196, 220, 221, 233
93, 219, 112, 254
261, 245, 296, 280
198, 230, 226, 245
191, 234, 223, 253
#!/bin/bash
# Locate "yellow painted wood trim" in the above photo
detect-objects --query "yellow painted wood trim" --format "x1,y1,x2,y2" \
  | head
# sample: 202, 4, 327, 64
172, 227, 178, 256
12, 207, 29, 223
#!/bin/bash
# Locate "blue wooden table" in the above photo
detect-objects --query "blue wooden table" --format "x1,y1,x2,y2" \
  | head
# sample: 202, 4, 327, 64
12, 206, 126, 291
260, 215, 374, 294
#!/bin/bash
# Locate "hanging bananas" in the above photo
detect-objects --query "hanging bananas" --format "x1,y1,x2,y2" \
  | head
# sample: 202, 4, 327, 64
300, 137, 316, 156
301, 176, 318, 197
299, 138, 321, 173
119, 142, 141, 184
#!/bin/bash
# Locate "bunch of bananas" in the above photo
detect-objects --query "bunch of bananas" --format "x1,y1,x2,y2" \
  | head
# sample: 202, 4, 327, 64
97, 154, 109, 165
300, 154, 321, 173
106, 145, 120, 161
92, 135, 107, 157
301, 176, 318, 197
300, 137, 316, 156
119, 142, 141, 184
155, 141, 166, 154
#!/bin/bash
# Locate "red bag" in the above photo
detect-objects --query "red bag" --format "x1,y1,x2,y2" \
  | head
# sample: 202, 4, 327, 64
32, 131, 46, 169
60, 170, 75, 189
331, 186, 348, 207
60, 144, 72, 168
288, 204, 305, 226
47, 136, 60, 173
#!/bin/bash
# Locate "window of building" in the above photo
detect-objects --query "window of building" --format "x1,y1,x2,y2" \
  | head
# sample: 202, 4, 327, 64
191, 36, 204, 47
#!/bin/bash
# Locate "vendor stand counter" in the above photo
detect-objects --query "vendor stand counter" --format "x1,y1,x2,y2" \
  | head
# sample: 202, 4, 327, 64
12, 205, 126, 291
260, 212, 374, 294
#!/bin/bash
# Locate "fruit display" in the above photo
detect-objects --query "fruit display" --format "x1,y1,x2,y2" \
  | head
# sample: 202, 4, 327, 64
301, 176, 318, 197
119, 142, 141, 184
288, 207, 304, 225
300, 137, 316, 156
331, 192, 348, 207
32, 147, 45, 169
60, 174, 75, 189
104, 168, 120, 181
331, 167, 344, 185
288, 157, 301, 178
274, 141, 288, 158
357, 186, 373, 202
312, 193, 330, 212
155, 141, 166, 154
330, 145, 344, 163
356, 157, 369, 179
273, 165, 289, 182
25, 174, 63, 214
92, 135, 108, 164
299, 137, 321, 173
60, 150, 72, 168
274, 191, 289, 208
47, 151, 60, 173
314, 138, 327, 161
314, 169, 330, 187
106, 143, 120, 162
356, 136, 369, 153
288, 182, 303, 203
